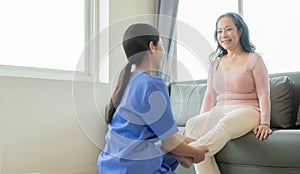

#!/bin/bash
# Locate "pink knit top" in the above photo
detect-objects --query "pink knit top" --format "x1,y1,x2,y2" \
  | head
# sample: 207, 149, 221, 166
201, 53, 271, 126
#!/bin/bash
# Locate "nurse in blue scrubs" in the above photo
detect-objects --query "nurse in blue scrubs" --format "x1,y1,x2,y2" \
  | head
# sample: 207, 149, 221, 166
97, 23, 208, 174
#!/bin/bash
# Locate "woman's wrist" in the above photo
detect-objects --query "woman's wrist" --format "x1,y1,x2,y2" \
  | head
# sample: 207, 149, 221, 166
260, 123, 270, 127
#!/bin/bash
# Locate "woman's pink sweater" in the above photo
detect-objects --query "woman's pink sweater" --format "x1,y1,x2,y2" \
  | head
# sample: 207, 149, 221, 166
201, 53, 271, 126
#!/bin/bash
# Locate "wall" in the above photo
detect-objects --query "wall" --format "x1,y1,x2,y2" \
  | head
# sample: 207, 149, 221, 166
0, 0, 155, 173
109, 0, 155, 82
0, 77, 107, 174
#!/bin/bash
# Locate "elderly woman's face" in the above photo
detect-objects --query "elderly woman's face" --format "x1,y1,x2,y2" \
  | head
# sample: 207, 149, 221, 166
216, 16, 242, 51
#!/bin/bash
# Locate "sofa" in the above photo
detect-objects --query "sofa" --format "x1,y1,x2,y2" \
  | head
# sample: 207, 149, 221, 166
171, 71, 300, 174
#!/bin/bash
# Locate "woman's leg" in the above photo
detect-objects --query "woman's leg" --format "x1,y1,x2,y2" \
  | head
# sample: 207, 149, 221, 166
185, 108, 224, 174
189, 105, 260, 174
185, 108, 223, 139
194, 156, 220, 174
185, 112, 209, 139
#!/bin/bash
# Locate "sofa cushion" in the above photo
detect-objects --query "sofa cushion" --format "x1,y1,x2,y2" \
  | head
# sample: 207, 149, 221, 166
169, 81, 207, 127
269, 76, 297, 128
215, 130, 300, 170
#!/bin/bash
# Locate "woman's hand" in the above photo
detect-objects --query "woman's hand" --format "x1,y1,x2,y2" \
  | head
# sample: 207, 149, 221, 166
253, 124, 272, 140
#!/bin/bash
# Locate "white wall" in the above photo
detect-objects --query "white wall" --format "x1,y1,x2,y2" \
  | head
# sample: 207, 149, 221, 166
0, 77, 107, 174
0, 0, 155, 173
109, 0, 156, 82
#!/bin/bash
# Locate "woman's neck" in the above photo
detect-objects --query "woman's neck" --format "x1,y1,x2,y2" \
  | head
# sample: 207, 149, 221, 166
134, 56, 157, 73
225, 48, 245, 60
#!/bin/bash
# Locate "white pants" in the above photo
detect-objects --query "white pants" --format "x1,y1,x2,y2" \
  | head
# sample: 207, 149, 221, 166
185, 105, 260, 174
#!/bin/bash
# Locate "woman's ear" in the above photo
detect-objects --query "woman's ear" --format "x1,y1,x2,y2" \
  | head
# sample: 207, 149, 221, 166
238, 28, 243, 37
148, 41, 155, 53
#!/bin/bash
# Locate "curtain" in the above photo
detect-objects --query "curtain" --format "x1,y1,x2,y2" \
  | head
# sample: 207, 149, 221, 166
155, 0, 179, 82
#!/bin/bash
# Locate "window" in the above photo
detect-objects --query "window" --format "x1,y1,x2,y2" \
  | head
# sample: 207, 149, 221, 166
0, 0, 84, 71
243, 0, 300, 74
0, 0, 109, 81
177, 0, 238, 81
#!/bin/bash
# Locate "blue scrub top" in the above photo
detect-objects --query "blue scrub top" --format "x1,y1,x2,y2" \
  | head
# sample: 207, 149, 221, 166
98, 71, 179, 174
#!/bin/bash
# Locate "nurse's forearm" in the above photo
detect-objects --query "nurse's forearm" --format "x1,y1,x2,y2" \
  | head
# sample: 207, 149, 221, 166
161, 133, 199, 157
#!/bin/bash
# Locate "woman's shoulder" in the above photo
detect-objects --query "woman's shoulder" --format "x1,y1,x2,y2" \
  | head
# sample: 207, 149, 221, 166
249, 52, 263, 60
131, 71, 153, 85
248, 52, 266, 69
132, 71, 163, 82
131, 71, 166, 90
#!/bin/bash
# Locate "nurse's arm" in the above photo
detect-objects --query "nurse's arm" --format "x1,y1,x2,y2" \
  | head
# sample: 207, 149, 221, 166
161, 133, 208, 163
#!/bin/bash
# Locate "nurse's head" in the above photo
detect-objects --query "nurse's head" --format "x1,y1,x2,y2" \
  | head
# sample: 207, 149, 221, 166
106, 23, 161, 124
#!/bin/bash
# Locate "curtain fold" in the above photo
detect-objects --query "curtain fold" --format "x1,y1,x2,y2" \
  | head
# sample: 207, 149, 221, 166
155, 0, 179, 82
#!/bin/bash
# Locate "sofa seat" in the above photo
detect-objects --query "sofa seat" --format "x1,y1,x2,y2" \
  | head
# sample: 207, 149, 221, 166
215, 130, 300, 174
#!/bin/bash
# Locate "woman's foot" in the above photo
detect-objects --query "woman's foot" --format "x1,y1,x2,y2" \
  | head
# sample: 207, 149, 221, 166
178, 156, 193, 168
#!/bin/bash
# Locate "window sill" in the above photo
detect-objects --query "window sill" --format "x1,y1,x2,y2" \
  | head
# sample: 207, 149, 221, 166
0, 65, 95, 82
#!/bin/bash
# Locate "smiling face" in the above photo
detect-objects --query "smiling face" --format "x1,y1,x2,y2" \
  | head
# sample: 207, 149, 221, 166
217, 16, 242, 52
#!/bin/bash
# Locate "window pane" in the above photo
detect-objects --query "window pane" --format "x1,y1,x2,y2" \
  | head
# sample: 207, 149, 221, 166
177, 0, 238, 81
243, 0, 300, 73
99, 0, 109, 83
0, 0, 84, 71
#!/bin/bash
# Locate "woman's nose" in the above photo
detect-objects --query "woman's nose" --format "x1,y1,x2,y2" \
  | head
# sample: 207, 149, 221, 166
221, 31, 227, 38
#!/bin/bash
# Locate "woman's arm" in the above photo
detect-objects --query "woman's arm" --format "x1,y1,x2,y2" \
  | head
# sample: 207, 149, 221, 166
201, 61, 218, 113
252, 55, 272, 140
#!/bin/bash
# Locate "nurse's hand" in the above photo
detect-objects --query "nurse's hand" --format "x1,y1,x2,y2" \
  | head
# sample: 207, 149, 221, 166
166, 152, 193, 168
184, 136, 196, 144
191, 146, 209, 163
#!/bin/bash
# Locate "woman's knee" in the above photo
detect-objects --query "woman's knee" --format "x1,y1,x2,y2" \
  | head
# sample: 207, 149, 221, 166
185, 116, 197, 133
218, 108, 259, 138
185, 115, 206, 137
222, 108, 259, 125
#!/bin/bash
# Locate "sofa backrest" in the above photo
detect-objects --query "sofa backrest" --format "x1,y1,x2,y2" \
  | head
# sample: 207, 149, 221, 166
269, 71, 300, 94
169, 71, 300, 129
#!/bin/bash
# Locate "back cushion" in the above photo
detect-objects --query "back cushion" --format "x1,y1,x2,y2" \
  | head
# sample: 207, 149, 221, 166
269, 76, 297, 128
169, 82, 207, 126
